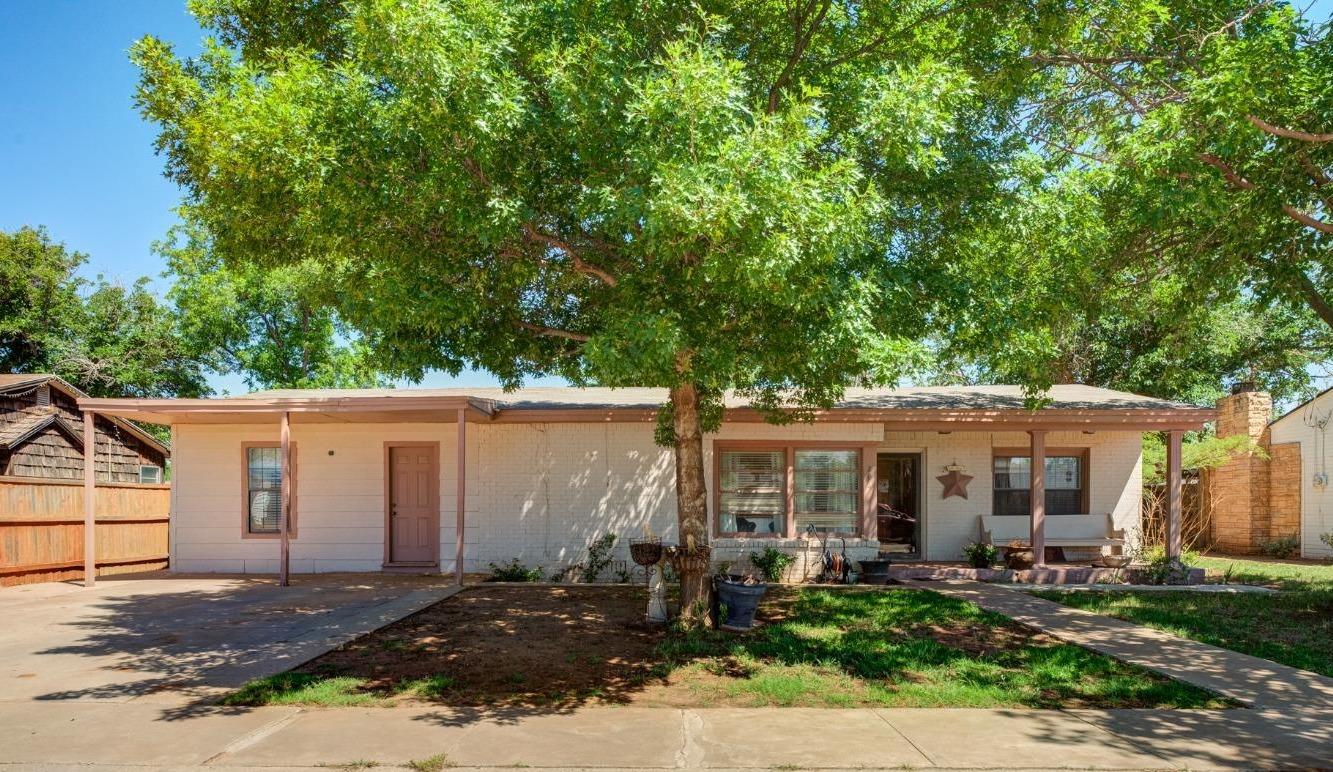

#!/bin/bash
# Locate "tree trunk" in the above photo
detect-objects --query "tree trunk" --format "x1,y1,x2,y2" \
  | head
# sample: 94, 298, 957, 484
670, 381, 712, 627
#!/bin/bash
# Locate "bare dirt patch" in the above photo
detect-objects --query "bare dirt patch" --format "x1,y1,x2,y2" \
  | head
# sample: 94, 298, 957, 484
297, 585, 665, 706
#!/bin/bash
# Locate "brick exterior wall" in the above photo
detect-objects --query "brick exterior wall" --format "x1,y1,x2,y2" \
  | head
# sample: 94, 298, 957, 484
1208, 389, 1303, 554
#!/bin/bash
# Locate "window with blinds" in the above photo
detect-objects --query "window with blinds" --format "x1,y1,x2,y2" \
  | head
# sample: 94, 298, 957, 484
794, 449, 859, 534
719, 450, 785, 535
247, 446, 285, 534
993, 455, 1084, 516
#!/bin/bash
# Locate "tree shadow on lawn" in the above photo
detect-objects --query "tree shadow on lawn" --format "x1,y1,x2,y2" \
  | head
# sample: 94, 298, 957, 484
220, 584, 1231, 722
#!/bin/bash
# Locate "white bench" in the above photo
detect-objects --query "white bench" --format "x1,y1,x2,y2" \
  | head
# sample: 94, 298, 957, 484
977, 513, 1124, 553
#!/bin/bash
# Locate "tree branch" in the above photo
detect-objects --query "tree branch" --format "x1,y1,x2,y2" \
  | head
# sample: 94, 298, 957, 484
515, 321, 590, 342
521, 224, 619, 287
1247, 115, 1333, 143
1198, 153, 1255, 189
1283, 204, 1333, 234
1290, 269, 1333, 329
765, 0, 832, 114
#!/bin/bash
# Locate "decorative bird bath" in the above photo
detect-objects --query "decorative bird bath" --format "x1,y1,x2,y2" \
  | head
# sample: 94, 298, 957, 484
630, 537, 667, 623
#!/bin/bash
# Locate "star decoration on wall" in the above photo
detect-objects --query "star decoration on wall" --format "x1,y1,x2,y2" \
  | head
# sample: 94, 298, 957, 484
936, 469, 973, 499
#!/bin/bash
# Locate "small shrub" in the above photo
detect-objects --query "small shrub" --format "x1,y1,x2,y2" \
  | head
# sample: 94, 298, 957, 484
748, 546, 795, 583
487, 559, 543, 582
1322, 532, 1333, 551
962, 542, 998, 568
1137, 546, 1195, 585
1260, 536, 1301, 559
583, 533, 617, 582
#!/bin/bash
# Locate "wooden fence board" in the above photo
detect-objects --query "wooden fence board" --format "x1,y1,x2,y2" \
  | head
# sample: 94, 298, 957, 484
0, 476, 170, 586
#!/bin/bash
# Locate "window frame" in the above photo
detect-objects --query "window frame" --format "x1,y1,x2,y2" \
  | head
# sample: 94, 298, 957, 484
712, 440, 876, 539
241, 441, 298, 539
990, 447, 1090, 517
138, 465, 163, 484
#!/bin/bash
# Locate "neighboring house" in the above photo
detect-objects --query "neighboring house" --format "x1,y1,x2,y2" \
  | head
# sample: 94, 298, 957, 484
1225, 384, 1333, 559
78, 385, 1212, 578
0, 374, 169, 483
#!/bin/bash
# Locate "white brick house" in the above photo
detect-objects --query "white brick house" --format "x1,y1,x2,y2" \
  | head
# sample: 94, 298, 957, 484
77, 385, 1213, 579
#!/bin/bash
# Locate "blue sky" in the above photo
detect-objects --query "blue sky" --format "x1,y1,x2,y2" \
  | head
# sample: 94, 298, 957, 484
2, 2, 1330, 395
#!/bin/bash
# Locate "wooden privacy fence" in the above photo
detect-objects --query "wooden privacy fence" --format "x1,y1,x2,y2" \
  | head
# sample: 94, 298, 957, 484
0, 476, 170, 586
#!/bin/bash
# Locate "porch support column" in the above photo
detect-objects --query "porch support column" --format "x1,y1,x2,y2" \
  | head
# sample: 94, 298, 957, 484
83, 410, 96, 588
455, 408, 467, 585
860, 443, 877, 540
1029, 430, 1046, 568
1166, 429, 1183, 561
279, 410, 291, 587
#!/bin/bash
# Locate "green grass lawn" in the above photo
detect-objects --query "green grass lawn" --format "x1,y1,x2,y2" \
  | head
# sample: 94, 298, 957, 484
1031, 556, 1333, 678
224, 587, 1227, 709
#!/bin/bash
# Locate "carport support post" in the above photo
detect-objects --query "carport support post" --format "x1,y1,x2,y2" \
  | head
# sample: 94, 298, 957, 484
1166, 429, 1183, 562
279, 410, 291, 587
455, 408, 466, 585
83, 410, 96, 588
1029, 430, 1046, 568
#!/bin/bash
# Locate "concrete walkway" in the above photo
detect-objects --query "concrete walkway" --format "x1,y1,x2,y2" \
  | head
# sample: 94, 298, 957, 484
925, 580, 1333, 712
0, 702, 1330, 770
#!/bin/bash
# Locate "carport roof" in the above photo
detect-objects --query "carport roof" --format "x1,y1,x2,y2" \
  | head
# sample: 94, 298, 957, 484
77, 384, 1215, 432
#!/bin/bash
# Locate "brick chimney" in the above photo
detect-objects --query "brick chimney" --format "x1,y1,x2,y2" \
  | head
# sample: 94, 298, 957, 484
1208, 384, 1273, 553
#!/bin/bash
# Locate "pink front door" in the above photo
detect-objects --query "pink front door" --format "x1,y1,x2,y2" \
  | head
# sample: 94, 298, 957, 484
389, 445, 438, 563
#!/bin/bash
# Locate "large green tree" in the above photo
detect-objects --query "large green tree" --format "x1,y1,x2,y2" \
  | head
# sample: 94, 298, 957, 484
161, 225, 389, 390
924, 170, 1329, 405
1024, 1, 1333, 338
0, 225, 210, 398
134, 0, 1055, 618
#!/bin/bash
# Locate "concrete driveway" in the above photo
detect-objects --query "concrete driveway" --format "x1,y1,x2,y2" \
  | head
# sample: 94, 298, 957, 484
0, 573, 458, 706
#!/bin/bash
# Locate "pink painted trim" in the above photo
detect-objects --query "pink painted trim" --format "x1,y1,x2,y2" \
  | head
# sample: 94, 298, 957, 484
83, 410, 95, 588
455, 408, 466, 585
279, 411, 291, 586
1167, 430, 1183, 560
1029, 430, 1046, 568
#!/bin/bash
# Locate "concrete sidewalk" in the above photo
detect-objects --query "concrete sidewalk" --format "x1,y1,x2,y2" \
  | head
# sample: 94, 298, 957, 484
925, 581, 1333, 712
1, 701, 1330, 770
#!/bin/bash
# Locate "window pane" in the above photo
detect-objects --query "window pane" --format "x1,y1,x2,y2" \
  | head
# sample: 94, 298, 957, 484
993, 455, 1083, 515
1046, 489, 1082, 515
720, 451, 784, 534
994, 489, 1029, 516
1046, 457, 1080, 490
247, 446, 284, 534
993, 457, 1030, 490
795, 449, 858, 533
139, 465, 161, 484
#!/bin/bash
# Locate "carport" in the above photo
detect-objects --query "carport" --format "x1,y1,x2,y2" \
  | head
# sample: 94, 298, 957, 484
75, 394, 495, 587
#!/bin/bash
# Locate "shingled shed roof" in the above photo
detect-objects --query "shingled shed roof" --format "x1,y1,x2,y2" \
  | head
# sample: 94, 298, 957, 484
0, 374, 171, 456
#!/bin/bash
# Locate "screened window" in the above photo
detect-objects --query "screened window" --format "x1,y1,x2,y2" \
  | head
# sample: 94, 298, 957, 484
794, 449, 860, 534
139, 465, 162, 484
993, 455, 1084, 516
719, 450, 785, 534
246, 446, 287, 534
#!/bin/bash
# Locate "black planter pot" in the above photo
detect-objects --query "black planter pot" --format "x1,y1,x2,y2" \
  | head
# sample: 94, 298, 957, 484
714, 577, 767, 630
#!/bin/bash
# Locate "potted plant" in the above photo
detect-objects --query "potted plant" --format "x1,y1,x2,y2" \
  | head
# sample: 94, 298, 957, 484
714, 571, 767, 631
962, 542, 998, 569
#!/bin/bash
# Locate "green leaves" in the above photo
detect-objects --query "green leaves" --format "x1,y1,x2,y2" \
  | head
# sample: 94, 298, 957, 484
0, 226, 209, 398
